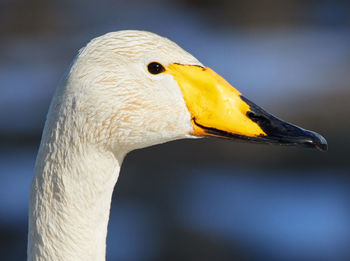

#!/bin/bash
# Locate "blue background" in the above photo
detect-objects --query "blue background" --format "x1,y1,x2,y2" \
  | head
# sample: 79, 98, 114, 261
0, 0, 349, 260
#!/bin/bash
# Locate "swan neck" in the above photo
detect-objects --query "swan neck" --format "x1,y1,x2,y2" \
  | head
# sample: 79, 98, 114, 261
28, 122, 121, 260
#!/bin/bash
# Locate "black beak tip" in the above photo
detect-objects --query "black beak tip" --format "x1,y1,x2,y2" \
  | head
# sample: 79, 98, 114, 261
306, 131, 328, 152
314, 134, 328, 152
241, 96, 328, 152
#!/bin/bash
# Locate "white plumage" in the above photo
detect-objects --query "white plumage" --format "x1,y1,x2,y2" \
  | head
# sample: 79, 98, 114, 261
29, 30, 202, 261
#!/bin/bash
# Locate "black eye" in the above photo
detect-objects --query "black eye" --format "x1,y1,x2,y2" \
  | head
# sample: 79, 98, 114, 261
147, 62, 165, 74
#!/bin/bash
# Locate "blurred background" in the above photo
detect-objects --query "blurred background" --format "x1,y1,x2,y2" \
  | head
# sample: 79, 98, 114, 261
1, 0, 350, 260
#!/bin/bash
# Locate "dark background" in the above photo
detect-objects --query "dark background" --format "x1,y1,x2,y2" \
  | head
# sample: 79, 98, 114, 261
1, 0, 349, 260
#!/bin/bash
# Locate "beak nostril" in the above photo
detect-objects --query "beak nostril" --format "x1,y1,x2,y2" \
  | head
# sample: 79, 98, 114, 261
247, 111, 269, 124
246, 111, 255, 118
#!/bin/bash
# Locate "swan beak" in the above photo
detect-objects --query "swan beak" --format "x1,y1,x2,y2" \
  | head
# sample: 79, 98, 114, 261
166, 64, 328, 152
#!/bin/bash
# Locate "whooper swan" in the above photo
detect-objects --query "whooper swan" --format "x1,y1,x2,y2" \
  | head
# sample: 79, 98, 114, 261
28, 30, 327, 261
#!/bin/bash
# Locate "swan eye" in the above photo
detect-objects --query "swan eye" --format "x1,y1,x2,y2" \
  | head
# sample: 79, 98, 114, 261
147, 62, 165, 74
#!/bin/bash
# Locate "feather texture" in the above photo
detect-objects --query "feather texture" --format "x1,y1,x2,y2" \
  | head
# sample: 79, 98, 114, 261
29, 30, 200, 261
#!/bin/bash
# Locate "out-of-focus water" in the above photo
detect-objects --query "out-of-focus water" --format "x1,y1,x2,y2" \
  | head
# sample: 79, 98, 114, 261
1, 1, 349, 260
176, 170, 350, 261
1, 148, 349, 261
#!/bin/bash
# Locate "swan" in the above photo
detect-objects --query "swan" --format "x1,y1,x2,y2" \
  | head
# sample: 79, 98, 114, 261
28, 30, 327, 261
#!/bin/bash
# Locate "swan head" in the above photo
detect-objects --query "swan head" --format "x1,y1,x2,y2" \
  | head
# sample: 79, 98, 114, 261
63, 30, 327, 158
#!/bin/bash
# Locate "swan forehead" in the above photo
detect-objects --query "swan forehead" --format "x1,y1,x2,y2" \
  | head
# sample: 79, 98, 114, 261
79, 30, 201, 66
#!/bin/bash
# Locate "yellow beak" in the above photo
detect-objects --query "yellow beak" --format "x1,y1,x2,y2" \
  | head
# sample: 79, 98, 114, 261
166, 63, 328, 152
